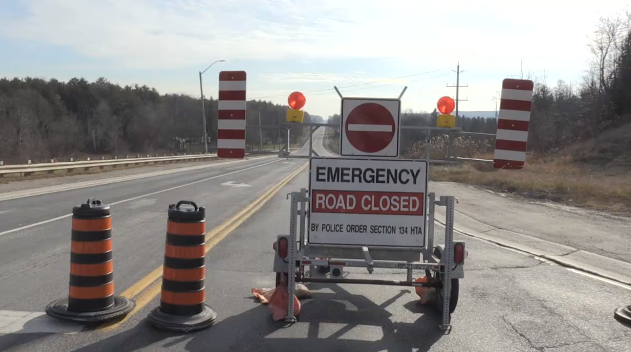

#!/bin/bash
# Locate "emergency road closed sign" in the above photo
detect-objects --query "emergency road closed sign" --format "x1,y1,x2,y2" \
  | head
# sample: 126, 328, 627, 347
308, 157, 428, 248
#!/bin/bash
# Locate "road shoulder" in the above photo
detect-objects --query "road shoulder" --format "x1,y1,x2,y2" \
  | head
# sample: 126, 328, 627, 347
431, 181, 631, 285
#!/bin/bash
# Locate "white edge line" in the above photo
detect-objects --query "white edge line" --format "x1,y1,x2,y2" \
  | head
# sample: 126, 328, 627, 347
566, 269, 631, 291
0, 159, 281, 237
435, 219, 631, 290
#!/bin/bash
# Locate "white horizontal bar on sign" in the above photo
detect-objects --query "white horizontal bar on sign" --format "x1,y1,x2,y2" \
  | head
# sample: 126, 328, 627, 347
217, 139, 246, 149
494, 149, 526, 162
218, 119, 246, 130
496, 129, 528, 142
218, 101, 246, 110
347, 124, 393, 132
219, 80, 247, 91
498, 109, 531, 122
501, 88, 533, 101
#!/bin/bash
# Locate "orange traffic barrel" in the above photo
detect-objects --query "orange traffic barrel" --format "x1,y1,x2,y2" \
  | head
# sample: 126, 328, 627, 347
46, 198, 135, 323
148, 201, 216, 331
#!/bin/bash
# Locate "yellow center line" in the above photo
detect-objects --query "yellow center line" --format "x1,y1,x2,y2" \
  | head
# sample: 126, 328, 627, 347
97, 162, 308, 332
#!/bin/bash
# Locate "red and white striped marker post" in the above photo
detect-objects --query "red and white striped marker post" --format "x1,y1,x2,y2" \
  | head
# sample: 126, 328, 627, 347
218, 71, 247, 159
493, 79, 534, 169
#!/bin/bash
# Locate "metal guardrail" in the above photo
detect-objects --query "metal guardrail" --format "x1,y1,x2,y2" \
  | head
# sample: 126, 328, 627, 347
0, 154, 219, 177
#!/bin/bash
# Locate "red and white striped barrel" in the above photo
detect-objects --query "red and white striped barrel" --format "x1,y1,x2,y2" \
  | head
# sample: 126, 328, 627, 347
493, 79, 534, 169
218, 71, 246, 158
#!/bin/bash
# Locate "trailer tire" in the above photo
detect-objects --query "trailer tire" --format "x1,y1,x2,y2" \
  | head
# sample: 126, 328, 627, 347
433, 245, 459, 313
275, 272, 281, 287
439, 277, 459, 314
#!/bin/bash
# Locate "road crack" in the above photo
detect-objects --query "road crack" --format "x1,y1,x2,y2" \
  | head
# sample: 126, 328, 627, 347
502, 316, 543, 351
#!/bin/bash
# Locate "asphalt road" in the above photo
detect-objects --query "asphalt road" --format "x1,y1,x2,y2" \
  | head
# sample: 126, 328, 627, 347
1, 171, 629, 351
0, 132, 630, 351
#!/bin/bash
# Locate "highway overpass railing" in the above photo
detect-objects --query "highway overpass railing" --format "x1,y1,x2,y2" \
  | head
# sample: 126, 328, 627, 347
0, 154, 219, 178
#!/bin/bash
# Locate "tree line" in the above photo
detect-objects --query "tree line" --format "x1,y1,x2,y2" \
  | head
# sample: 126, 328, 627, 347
328, 12, 631, 160
2, 13, 630, 164
0, 77, 315, 163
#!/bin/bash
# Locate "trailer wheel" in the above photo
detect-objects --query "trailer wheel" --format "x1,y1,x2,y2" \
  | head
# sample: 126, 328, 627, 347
432, 246, 459, 313
275, 272, 281, 287
436, 274, 459, 314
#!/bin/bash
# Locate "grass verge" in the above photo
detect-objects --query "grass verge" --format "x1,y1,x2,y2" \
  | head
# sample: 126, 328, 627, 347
431, 156, 631, 214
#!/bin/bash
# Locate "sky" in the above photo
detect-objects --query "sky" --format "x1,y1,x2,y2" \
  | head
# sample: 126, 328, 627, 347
0, 0, 628, 117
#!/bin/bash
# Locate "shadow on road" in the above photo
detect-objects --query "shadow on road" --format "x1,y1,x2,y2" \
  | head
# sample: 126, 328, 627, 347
184, 283, 445, 352
0, 332, 54, 351
68, 283, 444, 352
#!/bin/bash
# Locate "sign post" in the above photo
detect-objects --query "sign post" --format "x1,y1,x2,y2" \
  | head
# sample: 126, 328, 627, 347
308, 157, 428, 248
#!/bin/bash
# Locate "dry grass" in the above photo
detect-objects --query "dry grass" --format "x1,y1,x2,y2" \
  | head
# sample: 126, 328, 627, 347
329, 127, 631, 213
431, 157, 631, 213
403, 134, 494, 160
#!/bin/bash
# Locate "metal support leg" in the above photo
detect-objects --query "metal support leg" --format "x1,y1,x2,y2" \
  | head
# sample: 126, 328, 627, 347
440, 196, 455, 330
362, 247, 374, 274
309, 127, 314, 157
425, 130, 431, 160
287, 128, 291, 155
426, 193, 436, 260
446, 131, 453, 159
286, 193, 298, 323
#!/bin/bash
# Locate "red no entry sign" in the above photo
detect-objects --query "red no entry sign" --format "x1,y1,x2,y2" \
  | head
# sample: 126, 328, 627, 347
340, 98, 400, 157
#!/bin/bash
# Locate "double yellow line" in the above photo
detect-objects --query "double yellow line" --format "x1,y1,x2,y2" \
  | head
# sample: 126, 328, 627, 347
98, 162, 308, 332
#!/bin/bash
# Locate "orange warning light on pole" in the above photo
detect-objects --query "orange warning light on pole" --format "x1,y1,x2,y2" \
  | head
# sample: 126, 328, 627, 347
288, 91, 306, 110
437, 96, 455, 115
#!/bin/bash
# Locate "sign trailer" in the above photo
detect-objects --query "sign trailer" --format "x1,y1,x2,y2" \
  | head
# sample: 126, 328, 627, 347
271, 79, 533, 330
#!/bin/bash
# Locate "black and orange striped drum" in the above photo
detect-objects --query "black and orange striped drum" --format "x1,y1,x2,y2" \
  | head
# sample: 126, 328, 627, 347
148, 201, 217, 331
46, 198, 135, 323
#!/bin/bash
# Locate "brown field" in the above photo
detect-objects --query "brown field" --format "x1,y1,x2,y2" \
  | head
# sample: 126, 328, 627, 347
426, 133, 631, 214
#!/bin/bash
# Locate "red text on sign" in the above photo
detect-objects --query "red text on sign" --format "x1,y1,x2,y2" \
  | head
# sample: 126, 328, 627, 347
311, 190, 424, 215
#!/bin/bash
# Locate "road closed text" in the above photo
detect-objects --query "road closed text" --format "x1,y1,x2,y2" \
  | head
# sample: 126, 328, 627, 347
312, 190, 424, 216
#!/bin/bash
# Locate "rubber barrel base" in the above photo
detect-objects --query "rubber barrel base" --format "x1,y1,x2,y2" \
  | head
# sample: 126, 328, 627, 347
147, 304, 217, 332
614, 305, 631, 325
45, 296, 135, 323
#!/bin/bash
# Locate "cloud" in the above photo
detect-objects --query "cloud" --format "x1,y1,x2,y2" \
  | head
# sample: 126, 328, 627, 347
2, 0, 627, 70
260, 72, 411, 85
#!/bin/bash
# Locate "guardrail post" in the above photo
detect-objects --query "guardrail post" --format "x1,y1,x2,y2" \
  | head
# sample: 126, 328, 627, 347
70, 158, 74, 162
27, 160, 32, 165
87, 157, 90, 161
0, 161, 3, 166
51, 159, 54, 163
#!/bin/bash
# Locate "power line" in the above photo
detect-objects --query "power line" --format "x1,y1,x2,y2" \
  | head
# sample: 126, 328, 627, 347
249, 69, 449, 100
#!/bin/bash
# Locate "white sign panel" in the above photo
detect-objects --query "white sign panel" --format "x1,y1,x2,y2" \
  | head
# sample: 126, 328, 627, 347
340, 98, 401, 158
308, 157, 428, 248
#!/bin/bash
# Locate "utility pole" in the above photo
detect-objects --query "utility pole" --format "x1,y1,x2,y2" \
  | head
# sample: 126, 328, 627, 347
258, 110, 263, 151
492, 91, 500, 119
446, 62, 468, 118
198, 72, 207, 153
